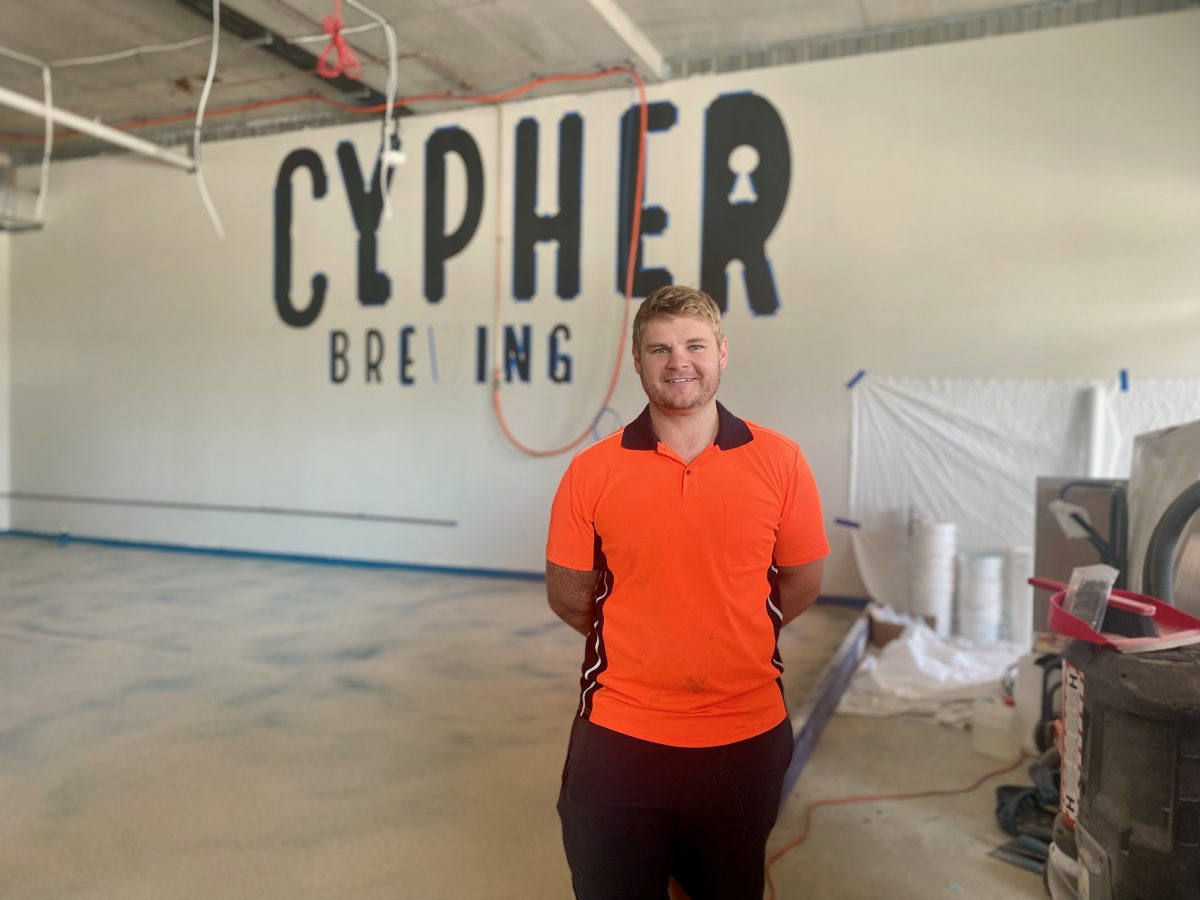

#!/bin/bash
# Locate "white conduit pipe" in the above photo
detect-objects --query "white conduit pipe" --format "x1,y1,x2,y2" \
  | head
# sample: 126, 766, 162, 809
0, 84, 195, 172
34, 65, 52, 221
192, 0, 225, 239
344, 0, 399, 220
51, 36, 211, 68
0, 46, 54, 223
48, 24, 380, 67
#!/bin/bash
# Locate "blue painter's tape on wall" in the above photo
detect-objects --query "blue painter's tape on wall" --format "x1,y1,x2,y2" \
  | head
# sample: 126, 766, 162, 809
1119, 369, 1129, 392
845, 369, 866, 390
834, 517, 861, 529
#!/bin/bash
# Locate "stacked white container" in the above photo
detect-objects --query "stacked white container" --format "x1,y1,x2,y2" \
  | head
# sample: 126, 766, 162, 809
908, 520, 957, 637
1007, 546, 1035, 648
958, 553, 1005, 642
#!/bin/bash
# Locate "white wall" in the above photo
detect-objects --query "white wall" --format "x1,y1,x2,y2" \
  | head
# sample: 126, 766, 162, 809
9, 11, 1200, 593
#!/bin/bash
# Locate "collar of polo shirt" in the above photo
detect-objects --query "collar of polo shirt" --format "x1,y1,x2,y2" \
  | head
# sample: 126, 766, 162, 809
620, 402, 754, 452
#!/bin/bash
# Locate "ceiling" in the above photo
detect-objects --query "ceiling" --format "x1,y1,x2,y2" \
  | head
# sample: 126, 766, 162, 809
0, 0, 1192, 165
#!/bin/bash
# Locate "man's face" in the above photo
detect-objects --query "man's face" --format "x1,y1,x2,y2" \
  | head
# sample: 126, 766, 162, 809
633, 315, 728, 413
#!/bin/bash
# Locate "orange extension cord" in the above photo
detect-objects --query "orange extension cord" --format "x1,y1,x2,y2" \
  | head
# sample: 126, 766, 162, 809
764, 754, 1027, 900
1, 66, 649, 457
487, 69, 647, 457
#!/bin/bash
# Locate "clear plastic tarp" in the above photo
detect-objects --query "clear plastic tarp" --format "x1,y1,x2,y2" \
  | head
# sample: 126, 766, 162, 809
849, 376, 1200, 617
837, 609, 1024, 725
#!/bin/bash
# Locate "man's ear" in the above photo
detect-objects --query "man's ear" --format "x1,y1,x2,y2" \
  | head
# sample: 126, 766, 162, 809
632, 346, 643, 375
718, 338, 729, 370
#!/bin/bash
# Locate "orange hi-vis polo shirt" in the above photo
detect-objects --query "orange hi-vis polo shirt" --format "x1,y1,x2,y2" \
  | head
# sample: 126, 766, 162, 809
547, 402, 829, 748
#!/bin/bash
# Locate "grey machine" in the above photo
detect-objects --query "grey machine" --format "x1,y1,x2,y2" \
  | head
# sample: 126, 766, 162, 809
1044, 419, 1200, 900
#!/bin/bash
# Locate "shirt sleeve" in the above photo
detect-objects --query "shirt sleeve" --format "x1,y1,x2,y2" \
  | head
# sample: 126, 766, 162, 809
546, 460, 598, 571
773, 448, 830, 567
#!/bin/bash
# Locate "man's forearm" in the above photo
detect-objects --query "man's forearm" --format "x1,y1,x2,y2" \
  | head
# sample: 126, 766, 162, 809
776, 559, 825, 626
546, 561, 600, 635
778, 583, 819, 625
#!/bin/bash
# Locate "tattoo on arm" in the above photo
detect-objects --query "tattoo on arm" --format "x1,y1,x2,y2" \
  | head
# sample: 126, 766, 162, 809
546, 561, 601, 636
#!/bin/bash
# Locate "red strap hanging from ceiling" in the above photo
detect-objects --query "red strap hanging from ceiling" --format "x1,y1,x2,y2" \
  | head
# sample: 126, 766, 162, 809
317, 0, 362, 80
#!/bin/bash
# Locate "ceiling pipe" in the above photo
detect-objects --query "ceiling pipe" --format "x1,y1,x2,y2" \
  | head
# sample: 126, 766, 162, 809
0, 84, 196, 172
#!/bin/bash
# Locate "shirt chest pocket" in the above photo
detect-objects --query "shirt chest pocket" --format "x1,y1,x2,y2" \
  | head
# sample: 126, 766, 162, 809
722, 497, 779, 567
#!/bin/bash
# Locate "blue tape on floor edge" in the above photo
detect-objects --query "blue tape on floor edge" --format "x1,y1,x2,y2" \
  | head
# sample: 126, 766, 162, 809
815, 595, 870, 610
0, 530, 545, 582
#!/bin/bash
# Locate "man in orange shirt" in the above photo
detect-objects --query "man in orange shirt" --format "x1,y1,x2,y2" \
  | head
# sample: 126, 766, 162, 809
546, 284, 829, 899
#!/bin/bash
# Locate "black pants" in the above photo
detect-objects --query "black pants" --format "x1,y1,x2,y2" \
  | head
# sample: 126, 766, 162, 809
557, 716, 793, 900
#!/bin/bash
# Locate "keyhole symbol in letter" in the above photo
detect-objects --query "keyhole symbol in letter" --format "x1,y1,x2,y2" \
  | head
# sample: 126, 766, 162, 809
727, 145, 759, 205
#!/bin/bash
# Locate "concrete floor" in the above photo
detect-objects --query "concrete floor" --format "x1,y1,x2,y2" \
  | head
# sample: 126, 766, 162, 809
0, 536, 1043, 899
772, 716, 1044, 900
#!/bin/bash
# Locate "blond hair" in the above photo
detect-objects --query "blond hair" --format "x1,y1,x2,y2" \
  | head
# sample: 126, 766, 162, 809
631, 285, 724, 351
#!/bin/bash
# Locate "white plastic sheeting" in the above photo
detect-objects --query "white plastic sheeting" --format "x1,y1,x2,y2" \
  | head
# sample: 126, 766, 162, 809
849, 376, 1200, 619
1108, 381, 1200, 473
838, 611, 1024, 725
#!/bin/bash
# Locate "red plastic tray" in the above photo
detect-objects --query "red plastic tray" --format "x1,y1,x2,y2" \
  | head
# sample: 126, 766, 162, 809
1029, 577, 1200, 653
